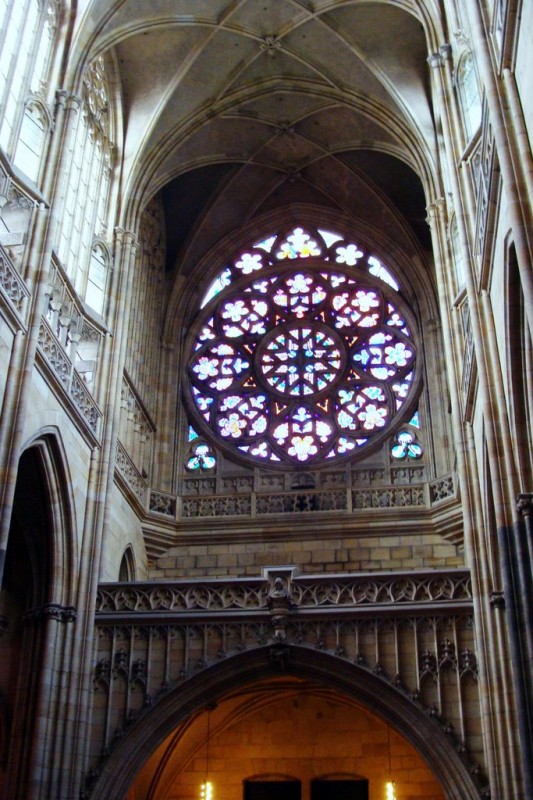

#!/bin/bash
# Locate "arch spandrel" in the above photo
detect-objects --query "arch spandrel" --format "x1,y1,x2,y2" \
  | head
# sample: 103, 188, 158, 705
87, 645, 483, 800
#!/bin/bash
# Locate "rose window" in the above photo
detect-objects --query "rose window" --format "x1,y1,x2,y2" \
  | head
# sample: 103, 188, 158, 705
186, 226, 419, 467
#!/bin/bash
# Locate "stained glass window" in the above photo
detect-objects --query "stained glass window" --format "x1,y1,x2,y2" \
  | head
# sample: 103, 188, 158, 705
186, 441, 216, 471
186, 225, 419, 468
391, 430, 423, 460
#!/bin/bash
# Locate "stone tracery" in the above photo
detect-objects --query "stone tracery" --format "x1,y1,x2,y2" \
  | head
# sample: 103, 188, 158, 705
187, 226, 418, 467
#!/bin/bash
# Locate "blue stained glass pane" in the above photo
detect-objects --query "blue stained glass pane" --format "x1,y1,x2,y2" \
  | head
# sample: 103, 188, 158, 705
409, 411, 420, 428
188, 425, 199, 442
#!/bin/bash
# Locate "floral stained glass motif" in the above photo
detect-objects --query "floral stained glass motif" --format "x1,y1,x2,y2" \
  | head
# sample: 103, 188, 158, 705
391, 430, 423, 460
186, 442, 216, 470
187, 226, 418, 467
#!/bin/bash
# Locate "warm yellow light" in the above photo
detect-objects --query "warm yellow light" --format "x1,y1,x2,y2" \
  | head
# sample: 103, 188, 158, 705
386, 781, 397, 800
201, 781, 213, 800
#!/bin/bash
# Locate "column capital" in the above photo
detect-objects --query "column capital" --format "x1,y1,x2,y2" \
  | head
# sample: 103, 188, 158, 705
516, 493, 533, 516
427, 52, 444, 70
55, 90, 82, 112
426, 197, 448, 225
114, 228, 138, 251
23, 603, 77, 623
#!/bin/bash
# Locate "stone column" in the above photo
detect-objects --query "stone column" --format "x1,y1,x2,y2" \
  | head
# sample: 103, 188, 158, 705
428, 46, 521, 797
58, 227, 139, 799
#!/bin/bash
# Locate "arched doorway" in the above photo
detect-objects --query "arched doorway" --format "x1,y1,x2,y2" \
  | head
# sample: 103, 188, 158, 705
0, 436, 75, 798
132, 678, 439, 800
88, 646, 482, 800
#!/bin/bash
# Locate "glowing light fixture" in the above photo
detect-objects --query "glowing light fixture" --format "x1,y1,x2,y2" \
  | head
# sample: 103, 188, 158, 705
385, 725, 397, 799
200, 706, 214, 800
201, 781, 213, 800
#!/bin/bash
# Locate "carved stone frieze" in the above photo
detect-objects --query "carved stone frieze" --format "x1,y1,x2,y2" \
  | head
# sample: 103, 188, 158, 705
96, 570, 471, 616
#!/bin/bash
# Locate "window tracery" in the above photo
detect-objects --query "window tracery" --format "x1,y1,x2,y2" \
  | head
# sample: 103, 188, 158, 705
186, 226, 419, 469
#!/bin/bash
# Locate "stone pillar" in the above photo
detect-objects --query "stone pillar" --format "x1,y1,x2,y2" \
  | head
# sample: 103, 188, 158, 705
427, 45, 522, 798
59, 227, 139, 799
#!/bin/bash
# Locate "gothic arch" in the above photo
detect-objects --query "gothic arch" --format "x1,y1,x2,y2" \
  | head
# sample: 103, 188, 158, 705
163, 204, 438, 346
89, 645, 482, 800
0, 429, 77, 796
18, 428, 78, 604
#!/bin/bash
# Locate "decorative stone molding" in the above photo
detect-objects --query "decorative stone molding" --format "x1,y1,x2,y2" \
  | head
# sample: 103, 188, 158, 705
115, 440, 148, 502
0, 243, 30, 321
119, 373, 155, 479
260, 36, 282, 56
173, 473, 458, 519
96, 569, 472, 617
430, 473, 457, 503
37, 318, 102, 435
90, 569, 482, 795
148, 490, 176, 517
24, 603, 77, 623
516, 493, 533, 516
427, 52, 445, 70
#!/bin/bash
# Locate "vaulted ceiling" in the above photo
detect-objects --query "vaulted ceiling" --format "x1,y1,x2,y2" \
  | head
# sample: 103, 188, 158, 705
74, 0, 441, 275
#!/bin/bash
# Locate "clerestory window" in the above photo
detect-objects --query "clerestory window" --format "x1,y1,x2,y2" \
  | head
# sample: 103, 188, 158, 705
185, 225, 420, 469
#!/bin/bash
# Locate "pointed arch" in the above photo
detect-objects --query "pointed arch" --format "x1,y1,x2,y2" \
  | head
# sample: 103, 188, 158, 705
89, 646, 482, 800
19, 427, 79, 605
118, 545, 136, 582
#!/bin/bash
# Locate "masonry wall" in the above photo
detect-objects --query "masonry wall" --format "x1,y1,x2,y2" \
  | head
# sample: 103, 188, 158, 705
152, 531, 464, 580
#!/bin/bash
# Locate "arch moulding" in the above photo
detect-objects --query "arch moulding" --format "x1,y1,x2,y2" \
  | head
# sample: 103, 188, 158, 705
89, 644, 482, 800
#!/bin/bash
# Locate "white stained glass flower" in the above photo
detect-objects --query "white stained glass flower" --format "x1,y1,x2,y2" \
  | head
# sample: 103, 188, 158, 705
288, 273, 312, 294
222, 299, 248, 323
336, 243, 363, 266
353, 290, 379, 313
235, 252, 263, 274
288, 435, 318, 460
358, 403, 387, 429
385, 342, 411, 367
195, 356, 218, 379
337, 437, 356, 453
316, 420, 333, 440
277, 227, 321, 259
219, 413, 246, 438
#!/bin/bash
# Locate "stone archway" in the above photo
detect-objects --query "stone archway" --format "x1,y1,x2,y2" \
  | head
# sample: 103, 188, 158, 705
88, 644, 482, 800
0, 434, 77, 799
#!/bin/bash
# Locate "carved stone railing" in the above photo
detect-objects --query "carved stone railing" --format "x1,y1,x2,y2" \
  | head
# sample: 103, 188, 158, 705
148, 489, 176, 517
0, 242, 30, 323
45, 253, 105, 389
148, 473, 457, 521
90, 568, 483, 795
37, 317, 102, 435
182, 465, 428, 496
119, 372, 155, 482
430, 473, 458, 503
115, 439, 147, 502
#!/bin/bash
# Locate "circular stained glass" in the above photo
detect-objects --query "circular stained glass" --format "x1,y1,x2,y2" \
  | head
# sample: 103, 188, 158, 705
186, 228, 419, 468
258, 322, 343, 398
